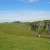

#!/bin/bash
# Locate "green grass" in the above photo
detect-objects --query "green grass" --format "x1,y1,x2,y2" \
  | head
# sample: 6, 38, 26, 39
0, 23, 50, 50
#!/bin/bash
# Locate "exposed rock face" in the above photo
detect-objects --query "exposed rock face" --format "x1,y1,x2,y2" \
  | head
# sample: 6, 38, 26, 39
31, 20, 50, 38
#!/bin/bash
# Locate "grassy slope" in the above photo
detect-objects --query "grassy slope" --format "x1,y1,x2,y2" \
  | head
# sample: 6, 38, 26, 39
0, 23, 50, 50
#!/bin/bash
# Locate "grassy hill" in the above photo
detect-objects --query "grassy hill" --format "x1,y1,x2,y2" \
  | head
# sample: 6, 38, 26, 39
0, 20, 50, 50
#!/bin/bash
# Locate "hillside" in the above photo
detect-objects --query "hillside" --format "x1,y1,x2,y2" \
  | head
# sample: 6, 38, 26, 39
0, 20, 50, 50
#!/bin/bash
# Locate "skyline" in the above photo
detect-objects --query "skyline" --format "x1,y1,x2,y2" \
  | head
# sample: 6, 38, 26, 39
0, 0, 50, 22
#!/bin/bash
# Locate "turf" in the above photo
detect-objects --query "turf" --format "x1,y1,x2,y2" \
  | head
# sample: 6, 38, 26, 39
0, 23, 50, 50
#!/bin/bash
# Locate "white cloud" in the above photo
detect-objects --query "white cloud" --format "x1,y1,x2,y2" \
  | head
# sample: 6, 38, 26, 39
16, 11, 50, 22
0, 11, 17, 22
27, 0, 39, 3
18, 0, 39, 3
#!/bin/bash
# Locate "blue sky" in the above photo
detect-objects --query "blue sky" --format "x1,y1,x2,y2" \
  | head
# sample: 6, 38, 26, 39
0, 0, 50, 22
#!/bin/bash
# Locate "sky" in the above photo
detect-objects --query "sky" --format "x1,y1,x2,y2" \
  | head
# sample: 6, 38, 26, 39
0, 0, 50, 22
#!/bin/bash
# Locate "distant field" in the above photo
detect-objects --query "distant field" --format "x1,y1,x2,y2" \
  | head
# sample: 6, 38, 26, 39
0, 23, 50, 50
